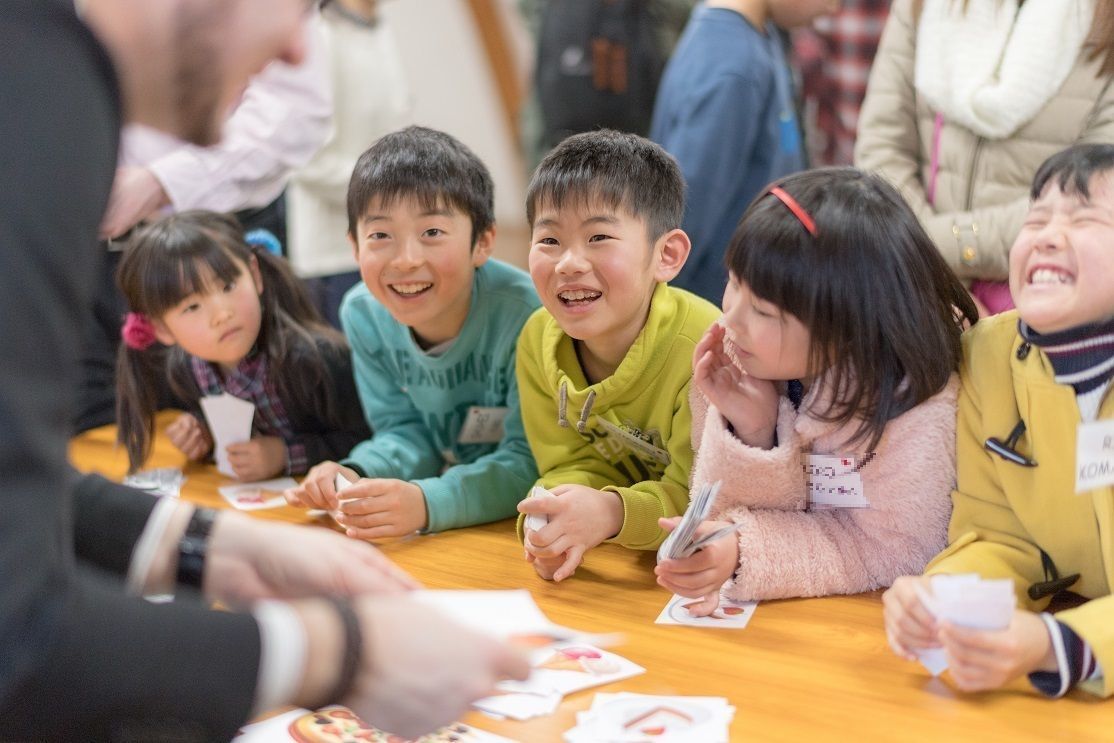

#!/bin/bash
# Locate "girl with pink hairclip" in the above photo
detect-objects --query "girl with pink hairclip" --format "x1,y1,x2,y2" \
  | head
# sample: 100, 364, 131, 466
115, 210, 368, 481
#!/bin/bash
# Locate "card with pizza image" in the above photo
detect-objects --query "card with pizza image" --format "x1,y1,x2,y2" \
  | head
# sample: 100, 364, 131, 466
233, 706, 519, 743
654, 593, 757, 629
471, 645, 644, 721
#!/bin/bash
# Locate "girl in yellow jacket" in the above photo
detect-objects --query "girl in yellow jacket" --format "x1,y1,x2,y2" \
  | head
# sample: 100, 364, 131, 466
884, 143, 1114, 699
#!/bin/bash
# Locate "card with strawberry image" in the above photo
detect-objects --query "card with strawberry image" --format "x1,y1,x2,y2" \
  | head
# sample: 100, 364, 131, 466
233, 706, 519, 743
654, 593, 757, 629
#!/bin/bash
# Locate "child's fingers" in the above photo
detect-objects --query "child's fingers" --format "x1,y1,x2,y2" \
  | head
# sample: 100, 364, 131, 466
657, 516, 682, 533
336, 509, 394, 530
552, 546, 585, 583
527, 533, 572, 559
344, 522, 407, 541
683, 592, 721, 617
283, 487, 306, 507
298, 477, 332, 510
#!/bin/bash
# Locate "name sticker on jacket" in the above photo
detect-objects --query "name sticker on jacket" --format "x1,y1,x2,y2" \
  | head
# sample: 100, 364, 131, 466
596, 418, 671, 466
457, 406, 509, 444
804, 454, 870, 509
1075, 420, 1114, 493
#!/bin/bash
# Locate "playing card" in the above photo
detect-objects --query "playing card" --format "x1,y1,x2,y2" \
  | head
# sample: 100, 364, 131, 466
199, 393, 254, 478
563, 693, 734, 743
914, 574, 1016, 676
524, 485, 552, 533
217, 477, 298, 511
654, 593, 757, 629
233, 706, 519, 742
656, 481, 722, 561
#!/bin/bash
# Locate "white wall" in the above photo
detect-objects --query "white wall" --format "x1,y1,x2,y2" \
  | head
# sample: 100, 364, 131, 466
379, 0, 534, 269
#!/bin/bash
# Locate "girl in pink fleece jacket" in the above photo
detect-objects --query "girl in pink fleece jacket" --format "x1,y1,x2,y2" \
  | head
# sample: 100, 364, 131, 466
655, 168, 978, 615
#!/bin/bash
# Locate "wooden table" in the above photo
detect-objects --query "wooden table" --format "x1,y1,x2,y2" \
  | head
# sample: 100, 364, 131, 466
70, 414, 1111, 742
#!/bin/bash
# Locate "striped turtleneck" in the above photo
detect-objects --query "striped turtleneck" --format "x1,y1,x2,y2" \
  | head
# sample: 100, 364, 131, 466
1019, 317, 1114, 421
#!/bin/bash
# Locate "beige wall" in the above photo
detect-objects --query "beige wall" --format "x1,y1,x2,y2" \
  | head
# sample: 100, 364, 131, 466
379, 0, 534, 269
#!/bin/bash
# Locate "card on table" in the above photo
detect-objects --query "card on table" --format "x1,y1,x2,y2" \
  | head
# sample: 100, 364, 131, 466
654, 593, 757, 629
473, 644, 645, 721
199, 393, 255, 478
217, 477, 298, 511
233, 706, 519, 743
564, 693, 734, 743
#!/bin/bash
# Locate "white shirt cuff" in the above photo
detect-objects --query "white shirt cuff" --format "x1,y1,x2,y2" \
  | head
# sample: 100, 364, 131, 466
125, 496, 181, 596
252, 600, 308, 715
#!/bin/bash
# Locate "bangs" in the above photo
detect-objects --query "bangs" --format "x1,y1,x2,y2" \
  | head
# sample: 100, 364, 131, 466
1031, 143, 1114, 201
528, 181, 632, 226
126, 221, 245, 317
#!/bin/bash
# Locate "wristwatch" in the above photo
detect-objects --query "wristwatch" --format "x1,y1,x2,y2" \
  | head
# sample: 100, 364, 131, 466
176, 507, 218, 588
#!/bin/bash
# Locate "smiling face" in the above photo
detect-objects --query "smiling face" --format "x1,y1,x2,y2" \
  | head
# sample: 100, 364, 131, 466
351, 196, 493, 347
528, 200, 686, 368
153, 257, 264, 370
720, 272, 813, 383
1009, 174, 1114, 334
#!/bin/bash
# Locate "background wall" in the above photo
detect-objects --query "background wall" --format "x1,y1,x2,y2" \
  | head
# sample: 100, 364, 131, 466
378, 0, 534, 269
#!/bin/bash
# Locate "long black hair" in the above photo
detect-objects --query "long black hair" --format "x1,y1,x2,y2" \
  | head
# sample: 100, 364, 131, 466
115, 210, 348, 472
726, 168, 978, 449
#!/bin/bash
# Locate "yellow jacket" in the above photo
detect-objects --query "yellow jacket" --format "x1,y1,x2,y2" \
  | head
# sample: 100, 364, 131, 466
515, 283, 719, 549
927, 311, 1114, 697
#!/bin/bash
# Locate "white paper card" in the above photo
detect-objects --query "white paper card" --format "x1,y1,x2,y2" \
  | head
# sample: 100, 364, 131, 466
218, 477, 297, 511
804, 454, 870, 509
914, 573, 1016, 676
655, 593, 757, 629
199, 393, 254, 477
564, 693, 734, 743
458, 406, 510, 444
232, 706, 519, 742
1075, 419, 1114, 493
524, 485, 552, 533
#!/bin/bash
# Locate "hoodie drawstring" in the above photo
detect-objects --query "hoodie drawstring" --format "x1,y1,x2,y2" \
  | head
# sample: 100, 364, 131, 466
557, 381, 597, 434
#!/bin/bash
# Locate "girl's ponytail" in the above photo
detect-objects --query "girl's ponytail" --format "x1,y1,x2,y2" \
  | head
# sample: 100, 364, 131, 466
115, 322, 165, 473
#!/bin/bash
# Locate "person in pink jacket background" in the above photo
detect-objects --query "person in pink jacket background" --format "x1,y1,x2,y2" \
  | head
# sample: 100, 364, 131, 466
655, 167, 978, 616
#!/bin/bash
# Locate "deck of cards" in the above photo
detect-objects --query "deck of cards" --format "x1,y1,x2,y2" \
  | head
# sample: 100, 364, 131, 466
523, 485, 553, 534
564, 693, 735, 742
657, 481, 737, 561
474, 644, 645, 721
915, 573, 1017, 676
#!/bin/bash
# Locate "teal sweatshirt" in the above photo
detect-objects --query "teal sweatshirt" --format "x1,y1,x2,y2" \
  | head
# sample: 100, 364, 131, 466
339, 260, 540, 532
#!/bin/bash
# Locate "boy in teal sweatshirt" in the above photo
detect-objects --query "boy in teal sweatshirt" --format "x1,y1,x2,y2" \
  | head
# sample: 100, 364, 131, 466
517, 130, 719, 581
286, 126, 540, 537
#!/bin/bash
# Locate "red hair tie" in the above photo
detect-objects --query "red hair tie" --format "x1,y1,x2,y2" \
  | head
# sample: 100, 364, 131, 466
121, 312, 158, 351
769, 186, 817, 237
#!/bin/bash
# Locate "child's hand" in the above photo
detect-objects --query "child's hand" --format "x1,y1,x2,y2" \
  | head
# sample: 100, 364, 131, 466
938, 610, 1057, 692
285, 460, 360, 510
335, 479, 428, 540
693, 323, 779, 449
518, 484, 624, 582
527, 553, 567, 582
225, 436, 287, 482
165, 413, 212, 461
653, 516, 740, 616
882, 575, 939, 660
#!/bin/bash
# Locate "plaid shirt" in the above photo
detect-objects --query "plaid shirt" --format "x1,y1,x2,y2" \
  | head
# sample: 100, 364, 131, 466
190, 353, 308, 475
793, 1, 891, 166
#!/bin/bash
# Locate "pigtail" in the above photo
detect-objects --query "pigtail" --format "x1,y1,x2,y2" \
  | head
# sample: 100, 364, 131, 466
115, 326, 165, 474
248, 240, 350, 432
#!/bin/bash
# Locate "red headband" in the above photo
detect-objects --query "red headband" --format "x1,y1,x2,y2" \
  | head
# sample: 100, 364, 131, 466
768, 186, 817, 237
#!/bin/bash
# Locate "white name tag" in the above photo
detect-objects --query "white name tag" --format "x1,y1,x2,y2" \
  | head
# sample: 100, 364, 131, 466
596, 417, 671, 465
457, 406, 509, 444
804, 454, 870, 509
1075, 420, 1114, 493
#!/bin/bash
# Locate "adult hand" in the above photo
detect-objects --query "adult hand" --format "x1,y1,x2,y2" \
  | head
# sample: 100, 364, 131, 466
693, 323, 779, 449
882, 575, 939, 661
343, 596, 530, 738
939, 610, 1057, 692
226, 436, 287, 482
203, 510, 419, 606
165, 412, 212, 461
518, 484, 623, 582
285, 460, 360, 510
653, 517, 739, 617
335, 479, 428, 539
99, 166, 170, 240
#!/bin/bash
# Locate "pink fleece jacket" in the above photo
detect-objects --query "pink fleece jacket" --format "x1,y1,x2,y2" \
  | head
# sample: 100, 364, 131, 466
691, 374, 958, 601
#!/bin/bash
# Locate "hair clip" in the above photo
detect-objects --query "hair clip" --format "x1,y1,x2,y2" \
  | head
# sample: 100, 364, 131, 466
121, 312, 157, 351
244, 228, 283, 256
768, 186, 817, 237
984, 419, 1037, 467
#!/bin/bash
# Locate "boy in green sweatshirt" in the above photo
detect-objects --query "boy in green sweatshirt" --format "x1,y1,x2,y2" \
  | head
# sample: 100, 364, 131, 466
517, 130, 719, 581
286, 126, 540, 537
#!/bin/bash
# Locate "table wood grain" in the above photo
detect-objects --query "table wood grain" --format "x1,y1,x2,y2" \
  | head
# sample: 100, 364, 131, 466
69, 413, 1111, 742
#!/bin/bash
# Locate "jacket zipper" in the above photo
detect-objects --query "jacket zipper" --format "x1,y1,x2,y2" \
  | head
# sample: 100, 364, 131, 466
965, 136, 984, 211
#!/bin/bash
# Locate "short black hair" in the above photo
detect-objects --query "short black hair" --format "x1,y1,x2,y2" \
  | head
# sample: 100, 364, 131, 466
346, 125, 495, 244
1031, 142, 1114, 201
525, 130, 685, 242
726, 168, 978, 449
